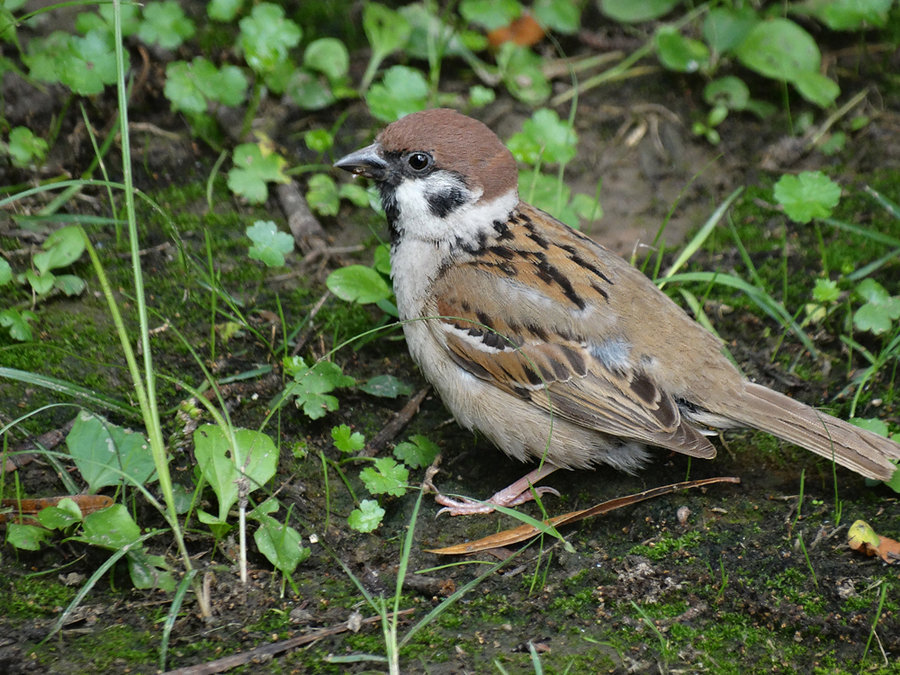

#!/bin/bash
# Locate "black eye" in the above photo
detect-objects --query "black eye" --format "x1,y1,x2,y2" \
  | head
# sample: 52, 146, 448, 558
406, 152, 432, 172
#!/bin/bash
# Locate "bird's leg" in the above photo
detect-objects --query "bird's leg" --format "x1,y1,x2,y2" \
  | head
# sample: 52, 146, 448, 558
431, 464, 560, 516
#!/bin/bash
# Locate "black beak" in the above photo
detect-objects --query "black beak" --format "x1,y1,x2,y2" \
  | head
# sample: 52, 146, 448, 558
334, 142, 388, 181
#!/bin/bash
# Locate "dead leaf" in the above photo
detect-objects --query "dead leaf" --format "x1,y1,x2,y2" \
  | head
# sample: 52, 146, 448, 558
847, 519, 900, 564
487, 13, 544, 48
0, 495, 113, 525
426, 476, 740, 555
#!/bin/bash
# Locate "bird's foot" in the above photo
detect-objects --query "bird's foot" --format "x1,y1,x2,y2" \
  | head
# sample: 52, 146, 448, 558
426, 463, 561, 516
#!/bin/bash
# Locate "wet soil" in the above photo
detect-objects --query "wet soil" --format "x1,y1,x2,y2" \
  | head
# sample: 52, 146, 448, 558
1, 13, 899, 675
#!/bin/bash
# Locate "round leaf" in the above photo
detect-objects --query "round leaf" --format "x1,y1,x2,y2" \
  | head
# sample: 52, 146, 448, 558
600, 0, 680, 23
326, 265, 392, 304
303, 37, 349, 81
735, 19, 820, 82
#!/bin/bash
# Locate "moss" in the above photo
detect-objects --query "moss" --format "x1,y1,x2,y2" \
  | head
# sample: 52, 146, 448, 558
0, 574, 77, 619
628, 530, 703, 561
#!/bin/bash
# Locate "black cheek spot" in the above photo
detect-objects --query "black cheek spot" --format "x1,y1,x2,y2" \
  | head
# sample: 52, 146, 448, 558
427, 186, 467, 218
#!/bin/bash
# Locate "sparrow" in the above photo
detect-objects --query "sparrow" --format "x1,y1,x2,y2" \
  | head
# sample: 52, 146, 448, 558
335, 108, 900, 515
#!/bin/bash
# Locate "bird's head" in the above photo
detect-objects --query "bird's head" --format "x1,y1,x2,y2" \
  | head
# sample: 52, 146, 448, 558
335, 109, 519, 246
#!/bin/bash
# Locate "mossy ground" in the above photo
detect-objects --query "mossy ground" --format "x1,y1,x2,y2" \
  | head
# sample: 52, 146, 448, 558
2, 21, 899, 675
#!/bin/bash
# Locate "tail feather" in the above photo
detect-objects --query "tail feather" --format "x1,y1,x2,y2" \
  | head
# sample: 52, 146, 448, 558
728, 383, 900, 481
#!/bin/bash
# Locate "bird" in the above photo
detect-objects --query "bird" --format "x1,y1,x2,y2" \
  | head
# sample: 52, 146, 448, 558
334, 108, 900, 515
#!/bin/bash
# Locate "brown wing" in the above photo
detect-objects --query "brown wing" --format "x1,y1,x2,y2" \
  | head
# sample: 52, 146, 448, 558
426, 206, 719, 458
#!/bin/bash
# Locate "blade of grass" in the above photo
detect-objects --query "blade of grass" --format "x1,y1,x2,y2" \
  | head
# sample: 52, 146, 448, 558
0, 367, 139, 419
658, 271, 817, 356
660, 187, 744, 283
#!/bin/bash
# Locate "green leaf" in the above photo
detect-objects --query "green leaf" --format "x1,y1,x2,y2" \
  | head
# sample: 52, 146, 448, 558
303, 37, 349, 81
164, 61, 207, 114
392, 434, 439, 469
76, 504, 141, 549
853, 302, 894, 335
254, 515, 309, 574
165, 58, 249, 114
66, 410, 156, 491
9, 126, 48, 166
338, 183, 371, 208
855, 278, 890, 305
97, 4, 142, 35
469, 85, 496, 108
332, 424, 365, 453
227, 141, 290, 203
304, 129, 333, 153
703, 76, 750, 111
138, 1, 196, 50
33, 225, 85, 275
794, 0, 892, 31
24, 31, 69, 85
852, 279, 900, 335
735, 18, 820, 82
53, 274, 86, 296
363, 3, 411, 60
508, 108, 577, 166
37, 498, 83, 530
247, 220, 294, 267
283, 358, 355, 420
285, 68, 336, 110
194, 425, 279, 522
812, 278, 839, 303
655, 27, 709, 73
238, 2, 301, 74
7, 523, 52, 551
373, 244, 392, 275
347, 499, 385, 532
773, 171, 841, 223
533, 0, 580, 33
0, 258, 11, 285
366, 65, 429, 122
326, 265, 392, 304
702, 7, 758, 53
306, 173, 340, 216
460, 0, 520, 30
359, 457, 408, 497
497, 43, 550, 105
24, 269, 55, 295
62, 29, 120, 95
126, 550, 175, 591
359, 374, 414, 399
0, 308, 37, 341
599, 0, 680, 23
791, 70, 840, 108
208, 0, 243, 22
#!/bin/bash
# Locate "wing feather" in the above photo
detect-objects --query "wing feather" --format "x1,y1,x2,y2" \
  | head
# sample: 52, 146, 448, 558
428, 207, 718, 459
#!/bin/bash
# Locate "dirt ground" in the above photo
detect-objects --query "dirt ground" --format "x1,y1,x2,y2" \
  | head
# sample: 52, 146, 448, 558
1, 15, 899, 675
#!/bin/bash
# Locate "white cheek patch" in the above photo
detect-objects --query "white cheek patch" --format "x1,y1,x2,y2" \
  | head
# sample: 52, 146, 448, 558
393, 177, 518, 249
394, 172, 476, 236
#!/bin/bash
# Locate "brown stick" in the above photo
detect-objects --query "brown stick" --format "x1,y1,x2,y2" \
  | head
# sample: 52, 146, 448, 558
362, 387, 430, 457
